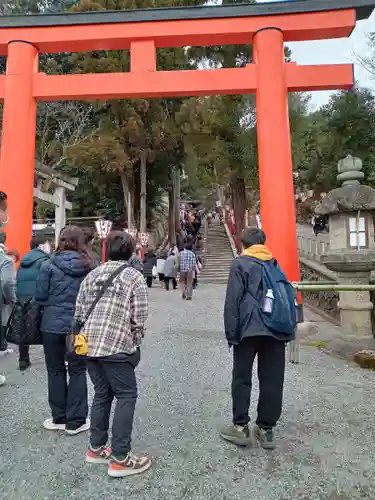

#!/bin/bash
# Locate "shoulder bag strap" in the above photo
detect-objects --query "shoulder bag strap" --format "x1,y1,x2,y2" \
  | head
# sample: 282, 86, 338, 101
83, 262, 128, 324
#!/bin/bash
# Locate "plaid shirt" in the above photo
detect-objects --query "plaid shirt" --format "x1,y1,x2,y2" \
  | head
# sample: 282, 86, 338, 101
179, 249, 196, 272
74, 261, 148, 357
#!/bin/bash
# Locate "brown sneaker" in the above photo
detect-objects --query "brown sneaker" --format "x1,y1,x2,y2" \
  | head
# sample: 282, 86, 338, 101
86, 446, 112, 464
108, 452, 152, 478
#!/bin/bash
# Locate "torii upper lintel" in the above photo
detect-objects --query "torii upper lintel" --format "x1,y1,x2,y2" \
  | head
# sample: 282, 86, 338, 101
0, 0, 373, 278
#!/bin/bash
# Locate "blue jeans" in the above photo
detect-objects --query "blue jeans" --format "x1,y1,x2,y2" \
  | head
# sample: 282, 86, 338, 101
43, 332, 88, 430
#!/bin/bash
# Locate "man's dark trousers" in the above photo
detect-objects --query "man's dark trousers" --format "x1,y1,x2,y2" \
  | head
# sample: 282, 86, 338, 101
19, 344, 30, 362
232, 336, 286, 429
87, 350, 140, 460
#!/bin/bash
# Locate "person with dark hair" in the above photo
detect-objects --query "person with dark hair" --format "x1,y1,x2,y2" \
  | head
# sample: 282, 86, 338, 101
312, 215, 327, 236
156, 251, 167, 288
221, 227, 295, 450
16, 231, 53, 371
0, 229, 16, 385
83, 227, 100, 268
143, 249, 157, 288
7, 248, 20, 266
163, 251, 178, 290
193, 253, 202, 289
35, 225, 93, 434
73, 230, 150, 477
178, 240, 196, 300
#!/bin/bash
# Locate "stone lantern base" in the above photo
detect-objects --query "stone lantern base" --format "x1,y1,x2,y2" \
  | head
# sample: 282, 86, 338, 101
321, 250, 375, 337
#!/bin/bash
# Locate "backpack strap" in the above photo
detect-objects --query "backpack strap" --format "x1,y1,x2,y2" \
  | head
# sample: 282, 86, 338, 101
83, 263, 129, 324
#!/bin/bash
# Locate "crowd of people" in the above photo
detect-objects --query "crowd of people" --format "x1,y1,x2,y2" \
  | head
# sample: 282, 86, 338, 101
142, 208, 203, 299
0, 201, 297, 478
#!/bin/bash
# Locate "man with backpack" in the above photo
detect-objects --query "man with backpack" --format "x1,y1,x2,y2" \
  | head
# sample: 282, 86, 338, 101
221, 227, 296, 450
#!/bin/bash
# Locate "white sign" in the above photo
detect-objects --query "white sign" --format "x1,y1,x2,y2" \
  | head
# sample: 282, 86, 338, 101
256, 214, 262, 229
216, 201, 222, 207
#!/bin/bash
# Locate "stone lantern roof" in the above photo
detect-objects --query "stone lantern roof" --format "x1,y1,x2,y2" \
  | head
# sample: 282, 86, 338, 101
315, 155, 375, 216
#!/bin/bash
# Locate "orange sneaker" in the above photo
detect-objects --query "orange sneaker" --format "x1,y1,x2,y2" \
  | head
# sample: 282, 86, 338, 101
86, 446, 112, 464
108, 452, 152, 478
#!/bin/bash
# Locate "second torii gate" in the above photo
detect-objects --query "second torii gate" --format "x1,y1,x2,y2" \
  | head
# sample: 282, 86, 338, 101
0, 0, 373, 278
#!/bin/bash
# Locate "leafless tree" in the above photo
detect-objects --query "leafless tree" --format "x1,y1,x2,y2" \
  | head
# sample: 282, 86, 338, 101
36, 101, 97, 169
357, 33, 375, 80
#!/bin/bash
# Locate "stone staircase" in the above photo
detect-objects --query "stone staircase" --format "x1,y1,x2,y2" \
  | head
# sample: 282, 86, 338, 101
199, 219, 234, 284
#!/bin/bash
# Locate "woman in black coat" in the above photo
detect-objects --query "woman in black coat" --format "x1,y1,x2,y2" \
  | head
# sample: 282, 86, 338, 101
35, 226, 94, 435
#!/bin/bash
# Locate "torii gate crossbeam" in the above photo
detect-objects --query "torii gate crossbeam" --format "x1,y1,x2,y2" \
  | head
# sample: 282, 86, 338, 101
0, 0, 373, 278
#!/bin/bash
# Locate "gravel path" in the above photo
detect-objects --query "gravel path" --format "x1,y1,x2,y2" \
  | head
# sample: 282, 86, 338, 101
1, 284, 375, 500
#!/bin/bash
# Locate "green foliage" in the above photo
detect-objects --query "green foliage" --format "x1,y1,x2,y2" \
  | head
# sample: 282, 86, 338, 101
295, 88, 375, 191
33, 0, 207, 222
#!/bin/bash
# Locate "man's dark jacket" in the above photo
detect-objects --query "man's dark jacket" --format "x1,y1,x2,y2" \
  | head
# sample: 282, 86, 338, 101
35, 251, 92, 335
224, 255, 294, 345
16, 249, 50, 303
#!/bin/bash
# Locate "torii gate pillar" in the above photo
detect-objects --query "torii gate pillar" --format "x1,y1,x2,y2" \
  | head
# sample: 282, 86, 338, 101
254, 27, 299, 281
1, 41, 38, 258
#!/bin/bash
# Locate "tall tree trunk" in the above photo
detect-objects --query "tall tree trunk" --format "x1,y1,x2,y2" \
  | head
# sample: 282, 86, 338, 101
174, 167, 181, 232
119, 170, 133, 229
140, 154, 147, 233
130, 180, 136, 229
232, 176, 247, 248
168, 185, 176, 246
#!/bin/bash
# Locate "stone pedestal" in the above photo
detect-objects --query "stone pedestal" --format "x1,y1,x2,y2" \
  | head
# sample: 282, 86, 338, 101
337, 272, 373, 336
321, 252, 375, 337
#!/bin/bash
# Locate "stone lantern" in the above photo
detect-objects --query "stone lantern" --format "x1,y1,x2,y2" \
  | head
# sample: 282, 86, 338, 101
315, 155, 375, 336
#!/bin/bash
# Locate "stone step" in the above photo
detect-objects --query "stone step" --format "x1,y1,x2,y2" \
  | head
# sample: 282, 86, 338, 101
204, 259, 232, 262
204, 264, 232, 269
203, 261, 232, 269
206, 250, 232, 254
201, 268, 231, 273
199, 223, 234, 283
207, 241, 228, 244
202, 273, 231, 276
205, 251, 232, 254
205, 261, 232, 264
198, 276, 228, 285
205, 254, 232, 258
200, 275, 229, 280
206, 249, 232, 252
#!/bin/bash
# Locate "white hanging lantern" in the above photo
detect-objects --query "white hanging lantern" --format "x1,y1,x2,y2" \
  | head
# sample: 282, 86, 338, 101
139, 232, 150, 247
95, 219, 112, 239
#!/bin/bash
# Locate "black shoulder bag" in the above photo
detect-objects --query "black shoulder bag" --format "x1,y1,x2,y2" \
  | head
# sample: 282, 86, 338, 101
67, 263, 129, 355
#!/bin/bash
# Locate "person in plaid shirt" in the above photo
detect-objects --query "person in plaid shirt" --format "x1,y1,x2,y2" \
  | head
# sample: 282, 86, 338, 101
74, 231, 151, 478
178, 239, 197, 300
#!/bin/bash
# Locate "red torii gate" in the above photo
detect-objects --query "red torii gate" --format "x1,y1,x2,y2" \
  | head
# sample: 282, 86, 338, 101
0, 0, 373, 281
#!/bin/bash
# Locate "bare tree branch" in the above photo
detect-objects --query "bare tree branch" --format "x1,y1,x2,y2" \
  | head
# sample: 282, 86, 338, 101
36, 100, 98, 170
